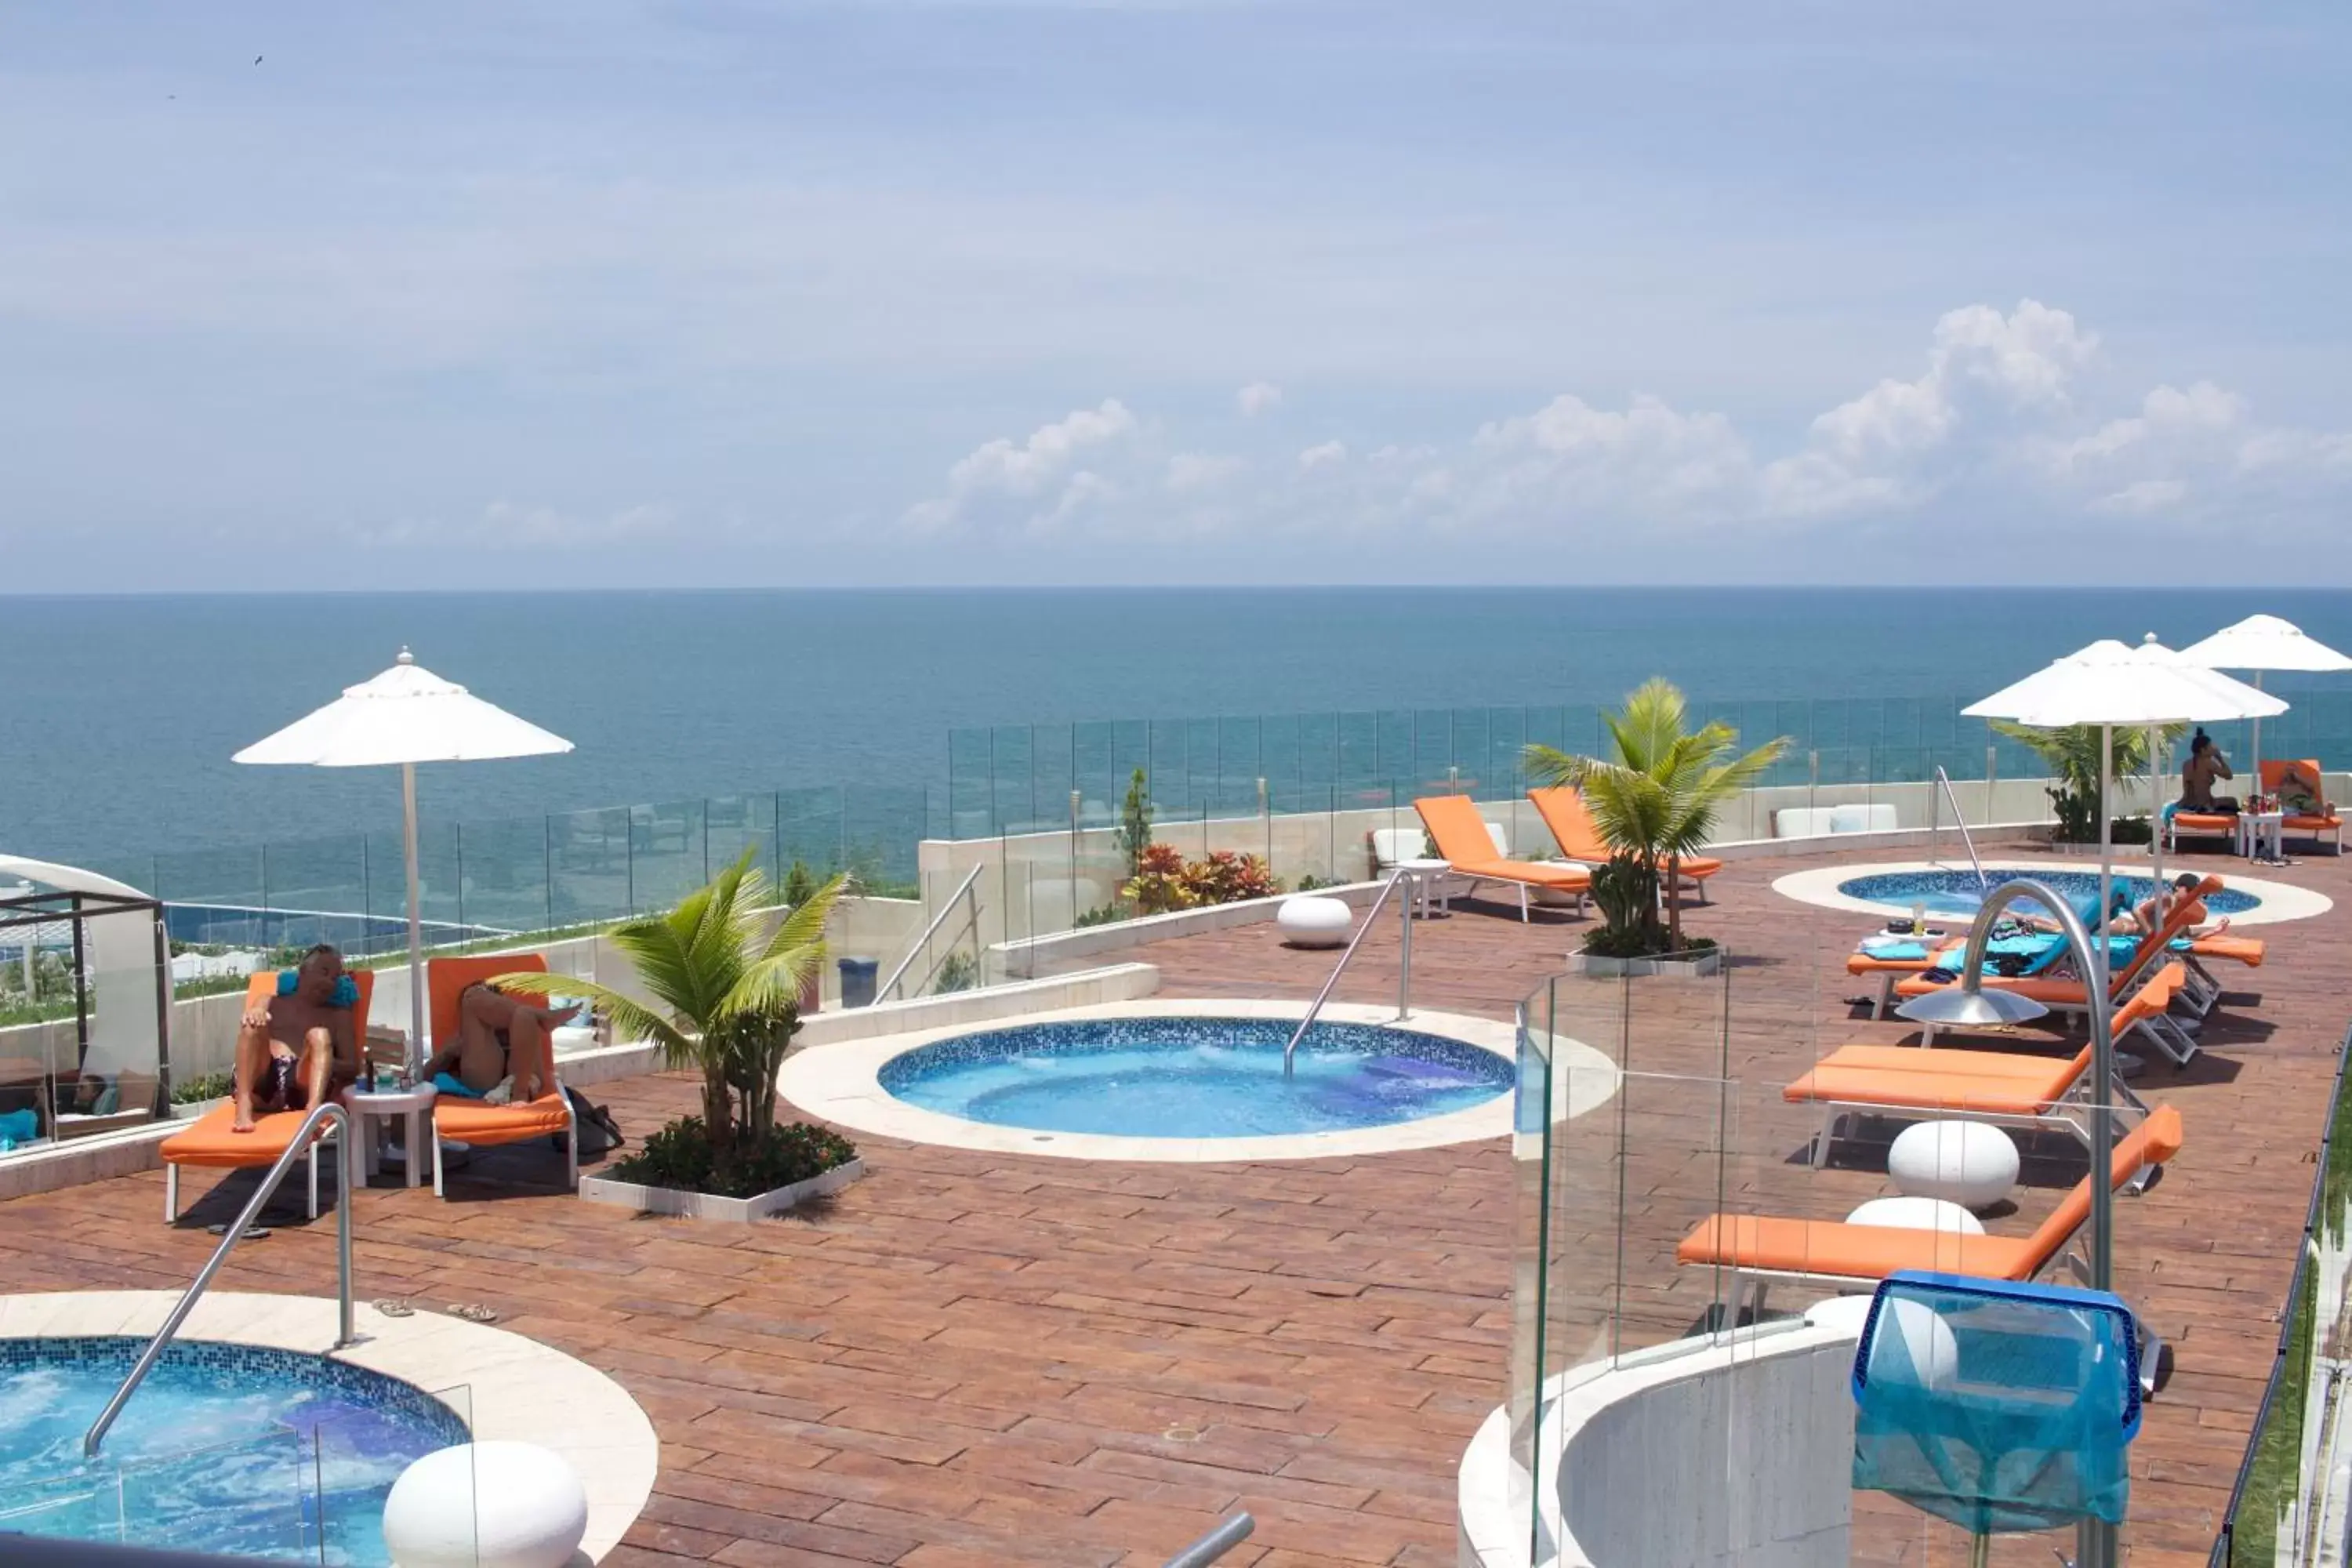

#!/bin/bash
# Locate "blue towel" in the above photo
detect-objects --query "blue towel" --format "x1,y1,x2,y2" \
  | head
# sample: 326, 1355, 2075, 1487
276, 969, 361, 1007
431, 1072, 484, 1100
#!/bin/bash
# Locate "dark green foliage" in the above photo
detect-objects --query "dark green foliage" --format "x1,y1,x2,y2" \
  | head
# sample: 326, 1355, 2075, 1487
1116, 768, 1155, 880
1586, 852, 1665, 956
781, 859, 818, 908
608, 1116, 858, 1201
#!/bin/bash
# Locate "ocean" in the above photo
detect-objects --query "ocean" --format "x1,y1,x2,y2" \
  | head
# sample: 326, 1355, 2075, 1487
8, 586, 2352, 871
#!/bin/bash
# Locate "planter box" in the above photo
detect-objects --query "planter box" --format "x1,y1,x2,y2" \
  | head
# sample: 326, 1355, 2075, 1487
1562, 948, 1724, 980
579, 1157, 866, 1222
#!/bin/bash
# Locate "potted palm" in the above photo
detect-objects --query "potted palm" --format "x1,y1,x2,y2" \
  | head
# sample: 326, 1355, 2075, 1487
1524, 678, 1788, 977
495, 848, 863, 1221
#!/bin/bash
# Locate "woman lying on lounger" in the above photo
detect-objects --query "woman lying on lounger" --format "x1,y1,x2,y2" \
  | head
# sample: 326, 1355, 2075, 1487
2010, 873, 2228, 946
420, 983, 577, 1105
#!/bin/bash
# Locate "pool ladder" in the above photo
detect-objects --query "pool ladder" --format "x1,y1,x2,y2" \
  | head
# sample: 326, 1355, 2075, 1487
83, 1100, 354, 1458
1281, 863, 1428, 1079
1929, 764, 1991, 893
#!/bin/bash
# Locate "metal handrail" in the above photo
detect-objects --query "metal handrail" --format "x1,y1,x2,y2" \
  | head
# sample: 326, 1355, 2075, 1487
1283, 867, 1411, 1078
1930, 765, 1991, 891
877, 865, 984, 1003
1161, 1513, 1254, 1567
85, 1101, 354, 1457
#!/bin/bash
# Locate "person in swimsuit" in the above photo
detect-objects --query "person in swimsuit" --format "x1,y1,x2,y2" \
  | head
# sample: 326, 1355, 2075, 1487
232, 944, 358, 1133
421, 982, 576, 1104
2181, 729, 2239, 813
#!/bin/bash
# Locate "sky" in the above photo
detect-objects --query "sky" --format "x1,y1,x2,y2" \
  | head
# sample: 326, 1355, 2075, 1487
2, 1, 2348, 589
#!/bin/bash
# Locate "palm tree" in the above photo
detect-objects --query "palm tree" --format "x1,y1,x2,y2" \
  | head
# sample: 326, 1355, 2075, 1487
1524, 679, 1789, 950
1988, 720, 2183, 844
493, 848, 845, 1156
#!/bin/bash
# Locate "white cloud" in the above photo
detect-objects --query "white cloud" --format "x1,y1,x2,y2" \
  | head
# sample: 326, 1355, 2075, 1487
1165, 452, 1243, 492
1236, 382, 1283, 417
895, 299, 2352, 550
906, 398, 1135, 529
2092, 479, 2188, 514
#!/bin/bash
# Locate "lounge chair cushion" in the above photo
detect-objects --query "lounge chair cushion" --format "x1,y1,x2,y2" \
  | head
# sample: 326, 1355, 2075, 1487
1678, 1214, 2044, 1280
162, 1103, 330, 1169
431, 1091, 572, 1145
1413, 796, 1593, 890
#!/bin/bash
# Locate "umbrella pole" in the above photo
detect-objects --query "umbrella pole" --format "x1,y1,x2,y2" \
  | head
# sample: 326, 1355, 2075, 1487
2252, 669, 2266, 796
2079, 721, 2118, 1568
403, 760, 425, 1081
2148, 723, 2164, 892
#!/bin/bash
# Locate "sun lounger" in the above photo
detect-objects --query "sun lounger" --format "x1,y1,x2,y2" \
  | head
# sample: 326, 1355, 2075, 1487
160, 969, 376, 1222
1675, 1105, 2183, 1314
2165, 804, 2237, 852
1788, 965, 2180, 1166
422, 955, 577, 1198
2262, 759, 2343, 855
1527, 786, 1719, 903
1889, 877, 2220, 1054
1411, 795, 1592, 920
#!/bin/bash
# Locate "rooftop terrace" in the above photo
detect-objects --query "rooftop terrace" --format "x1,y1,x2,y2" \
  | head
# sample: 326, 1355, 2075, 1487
1, 837, 2339, 1566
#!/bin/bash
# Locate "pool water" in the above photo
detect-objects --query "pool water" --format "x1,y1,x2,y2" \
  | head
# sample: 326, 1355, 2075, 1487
877, 1017, 1515, 1138
0, 1339, 467, 1565
1838, 868, 2261, 920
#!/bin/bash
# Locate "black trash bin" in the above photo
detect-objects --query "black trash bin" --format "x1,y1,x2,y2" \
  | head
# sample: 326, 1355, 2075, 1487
837, 956, 879, 1009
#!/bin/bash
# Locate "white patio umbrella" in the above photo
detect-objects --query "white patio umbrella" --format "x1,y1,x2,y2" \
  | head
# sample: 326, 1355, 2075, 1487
1945, 639, 2281, 1301
234, 648, 573, 1073
2176, 613, 2352, 786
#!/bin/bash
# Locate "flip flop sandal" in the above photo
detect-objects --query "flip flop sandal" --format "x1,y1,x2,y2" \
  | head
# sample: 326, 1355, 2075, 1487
207, 1223, 270, 1239
372, 1299, 415, 1318
447, 1303, 499, 1324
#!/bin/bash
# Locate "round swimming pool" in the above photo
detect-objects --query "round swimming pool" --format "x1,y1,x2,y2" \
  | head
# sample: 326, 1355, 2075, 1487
876, 1016, 1517, 1138
1836, 867, 2263, 920
0, 1338, 466, 1564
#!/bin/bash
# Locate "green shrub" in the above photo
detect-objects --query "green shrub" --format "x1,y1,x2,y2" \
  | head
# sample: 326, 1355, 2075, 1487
607, 1116, 858, 1201
1074, 904, 1128, 929
172, 1071, 233, 1105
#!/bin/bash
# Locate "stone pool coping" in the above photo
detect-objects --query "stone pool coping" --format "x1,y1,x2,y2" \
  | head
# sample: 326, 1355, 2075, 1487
0, 1290, 656, 1562
778, 997, 1617, 1163
1771, 857, 2332, 927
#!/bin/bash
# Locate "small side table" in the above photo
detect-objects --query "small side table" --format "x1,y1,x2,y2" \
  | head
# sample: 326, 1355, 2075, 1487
341, 1083, 437, 1189
2236, 811, 2285, 861
1399, 858, 1453, 918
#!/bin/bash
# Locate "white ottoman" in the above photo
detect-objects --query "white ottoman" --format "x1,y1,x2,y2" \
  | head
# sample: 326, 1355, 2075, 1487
1886, 1120, 2020, 1212
1846, 1196, 1987, 1236
383, 1440, 588, 1568
1278, 895, 1352, 949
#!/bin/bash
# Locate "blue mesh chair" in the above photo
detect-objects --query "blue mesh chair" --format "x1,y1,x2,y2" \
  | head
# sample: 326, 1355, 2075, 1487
1853, 1271, 2141, 1550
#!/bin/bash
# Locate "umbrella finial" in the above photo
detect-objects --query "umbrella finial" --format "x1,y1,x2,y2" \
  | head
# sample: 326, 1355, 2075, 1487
396, 645, 414, 666
2143, 632, 2160, 645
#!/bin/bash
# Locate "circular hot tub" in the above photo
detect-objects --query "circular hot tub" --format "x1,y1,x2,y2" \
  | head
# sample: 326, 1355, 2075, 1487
779, 1000, 1621, 1162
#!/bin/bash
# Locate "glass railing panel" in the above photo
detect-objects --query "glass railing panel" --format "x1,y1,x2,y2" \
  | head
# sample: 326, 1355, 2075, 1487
624, 797, 706, 914
455, 814, 551, 945
946, 724, 996, 839
111, 1425, 316, 1559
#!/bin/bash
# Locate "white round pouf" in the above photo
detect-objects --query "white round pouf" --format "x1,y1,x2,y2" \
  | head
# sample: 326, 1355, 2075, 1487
1886, 1120, 2020, 1212
1278, 895, 1353, 949
1845, 1196, 1987, 1236
383, 1441, 588, 1568
1861, 1296, 1962, 1392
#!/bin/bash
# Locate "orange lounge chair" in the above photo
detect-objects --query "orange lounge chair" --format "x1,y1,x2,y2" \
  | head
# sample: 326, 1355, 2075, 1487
1412, 795, 1591, 921
2165, 808, 2236, 851
1844, 918, 2256, 1021
161, 969, 375, 1223
2262, 759, 2343, 855
1788, 966, 2180, 1167
1889, 876, 2220, 1052
1527, 786, 1720, 903
1676, 1105, 2183, 1308
423, 954, 577, 1198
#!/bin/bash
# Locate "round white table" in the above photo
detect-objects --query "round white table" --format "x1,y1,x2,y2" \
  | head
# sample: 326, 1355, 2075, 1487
2236, 810, 2285, 861
1399, 858, 1453, 918
341, 1083, 437, 1189
1845, 1196, 1987, 1235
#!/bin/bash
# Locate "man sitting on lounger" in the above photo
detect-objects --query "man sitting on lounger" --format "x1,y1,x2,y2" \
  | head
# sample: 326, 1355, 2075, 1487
421, 982, 576, 1105
233, 944, 358, 1132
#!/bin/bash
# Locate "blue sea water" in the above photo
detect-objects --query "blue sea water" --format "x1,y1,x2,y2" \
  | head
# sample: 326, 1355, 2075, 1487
6, 586, 2352, 869
878, 1016, 1515, 1137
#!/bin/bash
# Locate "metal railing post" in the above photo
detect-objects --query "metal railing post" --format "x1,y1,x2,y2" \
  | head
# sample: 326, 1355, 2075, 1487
1161, 1514, 1254, 1568
1284, 867, 1409, 1076
85, 1102, 353, 1457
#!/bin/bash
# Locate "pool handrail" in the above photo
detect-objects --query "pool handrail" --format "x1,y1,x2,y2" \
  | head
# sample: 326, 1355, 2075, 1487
1283, 865, 1418, 1078
1160, 1513, 1255, 1567
1930, 764, 1991, 893
83, 1099, 354, 1458
877, 863, 984, 1004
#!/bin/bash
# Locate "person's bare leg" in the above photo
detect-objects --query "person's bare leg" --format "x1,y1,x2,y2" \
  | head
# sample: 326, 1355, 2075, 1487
504, 1011, 551, 1102
231, 1022, 275, 1133
454, 992, 509, 1093
300, 1028, 335, 1116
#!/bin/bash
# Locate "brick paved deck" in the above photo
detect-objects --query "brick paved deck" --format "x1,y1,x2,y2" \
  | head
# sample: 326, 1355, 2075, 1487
0, 842, 2339, 1566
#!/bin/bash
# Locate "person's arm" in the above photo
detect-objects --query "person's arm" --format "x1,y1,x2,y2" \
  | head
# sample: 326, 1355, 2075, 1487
2216, 753, 2235, 781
